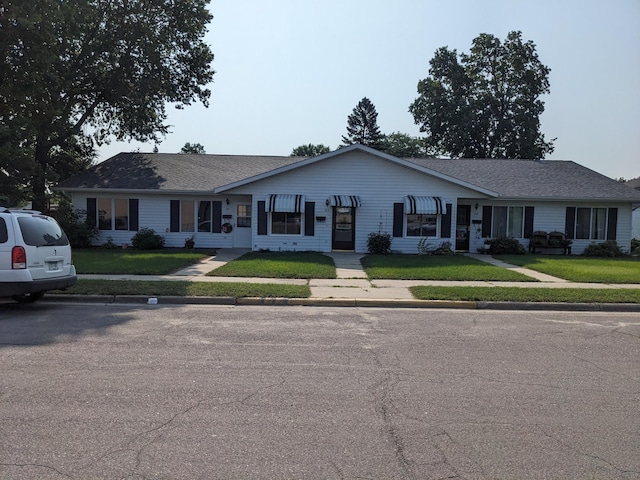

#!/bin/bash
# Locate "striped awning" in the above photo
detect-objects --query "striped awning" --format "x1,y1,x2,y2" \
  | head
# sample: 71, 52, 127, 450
328, 195, 362, 208
265, 194, 305, 213
404, 196, 447, 215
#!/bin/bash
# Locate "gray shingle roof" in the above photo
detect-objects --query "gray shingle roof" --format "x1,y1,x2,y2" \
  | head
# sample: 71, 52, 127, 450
56, 149, 640, 202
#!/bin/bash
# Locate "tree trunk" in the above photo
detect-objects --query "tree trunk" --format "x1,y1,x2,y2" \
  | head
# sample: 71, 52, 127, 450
31, 141, 50, 212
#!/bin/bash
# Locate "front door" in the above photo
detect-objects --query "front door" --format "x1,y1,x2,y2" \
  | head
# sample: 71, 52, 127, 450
455, 205, 471, 251
332, 207, 355, 250
233, 203, 252, 247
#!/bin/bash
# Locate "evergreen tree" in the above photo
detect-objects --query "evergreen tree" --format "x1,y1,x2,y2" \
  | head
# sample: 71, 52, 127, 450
341, 97, 384, 149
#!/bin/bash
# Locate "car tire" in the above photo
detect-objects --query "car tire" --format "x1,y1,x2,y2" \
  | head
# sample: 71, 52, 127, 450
11, 292, 45, 303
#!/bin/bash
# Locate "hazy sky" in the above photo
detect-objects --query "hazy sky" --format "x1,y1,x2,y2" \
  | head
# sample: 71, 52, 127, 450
97, 0, 640, 179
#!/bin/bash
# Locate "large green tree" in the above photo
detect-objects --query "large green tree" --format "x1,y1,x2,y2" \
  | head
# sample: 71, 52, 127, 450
290, 144, 331, 157
180, 142, 206, 154
341, 97, 384, 149
0, 0, 214, 211
409, 31, 554, 159
380, 132, 430, 158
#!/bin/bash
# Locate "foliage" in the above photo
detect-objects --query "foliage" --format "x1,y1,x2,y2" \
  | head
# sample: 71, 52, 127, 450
582, 241, 625, 257
380, 132, 430, 158
54, 200, 97, 248
341, 97, 384, 149
367, 232, 392, 255
290, 144, 331, 157
409, 31, 554, 159
131, 228, 165, 250
631, 238, 640, 255
180, 143, 206, 154
484, 237, 526, 255
0, 0, 214, 211
72, 249, 208, 275
362, 254, 531, 281
102, 237, 119, 249
417, 239, 454, 255
208, 251, 336, 279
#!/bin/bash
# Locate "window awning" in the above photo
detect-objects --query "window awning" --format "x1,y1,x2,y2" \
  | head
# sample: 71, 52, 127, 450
265, 194, 305, 213
404, 196, 447, 215
327, 195, 362, 208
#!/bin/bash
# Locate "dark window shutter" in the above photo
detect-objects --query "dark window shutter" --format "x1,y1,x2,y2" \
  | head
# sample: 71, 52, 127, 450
129, 199, 139, 231
212, 201, 222, 233
257, 201, 267, 235
607, 208, 618, 240
481, 206, 492, 237
170, 200, 180, 232
392, 203, 404, 237
304, 202, 315, 236
565, 207, 576, 239
86, 198, 97, 228
440, 203, 452, 238
524, 206, 534, 238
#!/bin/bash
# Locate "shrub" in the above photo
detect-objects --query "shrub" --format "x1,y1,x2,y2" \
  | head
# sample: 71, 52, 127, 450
131, 227, 165, 250
367, 232, 392, 254
484, 236, 526, 255
582, 240, 624, 257
418, 239, 454, 255
631, 238, 640, 255
54, 200, 97, 248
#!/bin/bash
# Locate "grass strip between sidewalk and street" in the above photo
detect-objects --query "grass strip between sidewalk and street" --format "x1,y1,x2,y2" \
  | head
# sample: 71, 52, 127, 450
58, 280, 311, 298
207, 251, 336, 278
410, 286, 640, 303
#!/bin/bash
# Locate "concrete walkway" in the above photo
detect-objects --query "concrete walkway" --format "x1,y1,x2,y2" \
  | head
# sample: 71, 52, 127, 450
76, 249, 640, 304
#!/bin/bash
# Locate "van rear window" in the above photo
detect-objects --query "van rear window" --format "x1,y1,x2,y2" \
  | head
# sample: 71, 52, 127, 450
17, 216, 69, 247
0, 218, 7, 243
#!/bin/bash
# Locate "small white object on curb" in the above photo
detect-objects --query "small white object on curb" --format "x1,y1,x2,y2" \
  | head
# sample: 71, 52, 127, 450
147, 297, 158, 305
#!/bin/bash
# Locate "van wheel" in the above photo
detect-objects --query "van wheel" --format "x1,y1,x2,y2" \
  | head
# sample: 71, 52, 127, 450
12, 292, 45, 303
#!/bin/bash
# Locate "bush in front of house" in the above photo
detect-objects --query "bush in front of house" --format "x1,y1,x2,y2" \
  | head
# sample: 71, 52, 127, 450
631, 238, 640, 255
131, 227, 165, 250
54, 200, 97, 248
367, 232, 392, 254
582, 240, 624, 257
484, 236, 526, 255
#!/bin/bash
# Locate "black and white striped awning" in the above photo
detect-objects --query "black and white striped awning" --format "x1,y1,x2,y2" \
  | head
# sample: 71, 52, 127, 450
327, 195, 362, 208
404, 196, 447, 215
265, 194, 305, 213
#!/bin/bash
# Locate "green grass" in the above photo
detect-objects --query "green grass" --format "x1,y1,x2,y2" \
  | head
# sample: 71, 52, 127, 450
362, 254, 534, 281
410, 286, 640, 303
497, 255, 640, 283
73, 249, 211, 275
58, 280, 310, 298
207, 251, 336, 279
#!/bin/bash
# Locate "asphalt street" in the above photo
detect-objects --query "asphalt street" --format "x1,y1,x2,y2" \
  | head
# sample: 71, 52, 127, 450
1, 303, 639, 479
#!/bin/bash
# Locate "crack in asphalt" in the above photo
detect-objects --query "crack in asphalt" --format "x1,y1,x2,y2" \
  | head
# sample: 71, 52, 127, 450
0, 462, 75, 479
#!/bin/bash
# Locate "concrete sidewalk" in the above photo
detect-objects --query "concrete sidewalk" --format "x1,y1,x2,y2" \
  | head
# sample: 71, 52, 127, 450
75, 249, 640, 305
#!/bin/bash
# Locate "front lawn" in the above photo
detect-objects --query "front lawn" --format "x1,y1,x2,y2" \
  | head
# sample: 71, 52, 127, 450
207, 251, 336, 279
362, 254, 534, 281
497, 255, 640, 283
73, 249, 211, 275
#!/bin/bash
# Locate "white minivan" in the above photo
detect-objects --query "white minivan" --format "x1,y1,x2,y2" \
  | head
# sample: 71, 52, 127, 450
0, 208, 77, 303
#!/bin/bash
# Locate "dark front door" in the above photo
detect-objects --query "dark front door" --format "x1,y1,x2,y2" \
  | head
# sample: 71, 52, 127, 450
455, 205, 471, 251
332, 207, 355, 250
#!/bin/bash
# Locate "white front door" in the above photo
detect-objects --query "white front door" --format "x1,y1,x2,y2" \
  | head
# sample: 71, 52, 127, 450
233, 203, 252, 247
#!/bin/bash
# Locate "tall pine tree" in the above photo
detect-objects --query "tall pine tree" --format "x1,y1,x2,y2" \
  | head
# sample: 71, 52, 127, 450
341, 97, 384, 149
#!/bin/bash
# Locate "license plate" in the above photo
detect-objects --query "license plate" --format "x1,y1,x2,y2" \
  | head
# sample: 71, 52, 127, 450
47, 262, 60, 272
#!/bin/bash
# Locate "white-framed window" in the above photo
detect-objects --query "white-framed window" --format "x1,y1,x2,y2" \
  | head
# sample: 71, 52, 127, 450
576, 207, 607, 240
406, 214, 438, 237
492, 206, 524, 238
97, 198, 130, 231
271, 212, 301, 235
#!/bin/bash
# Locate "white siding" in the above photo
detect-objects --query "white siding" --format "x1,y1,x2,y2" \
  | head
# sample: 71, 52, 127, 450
225, 150, 481, 253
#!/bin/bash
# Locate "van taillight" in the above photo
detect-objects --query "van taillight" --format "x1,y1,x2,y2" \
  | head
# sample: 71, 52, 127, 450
12, 246, 26, 269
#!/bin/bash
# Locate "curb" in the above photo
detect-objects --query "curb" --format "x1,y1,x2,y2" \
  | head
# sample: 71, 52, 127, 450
42, 294, 640, 311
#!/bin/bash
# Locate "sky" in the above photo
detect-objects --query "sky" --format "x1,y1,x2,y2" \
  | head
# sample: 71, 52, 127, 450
97, 0, 640, 180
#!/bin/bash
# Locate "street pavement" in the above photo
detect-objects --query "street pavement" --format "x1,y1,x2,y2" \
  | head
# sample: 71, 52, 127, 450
67, 249, 640, 310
